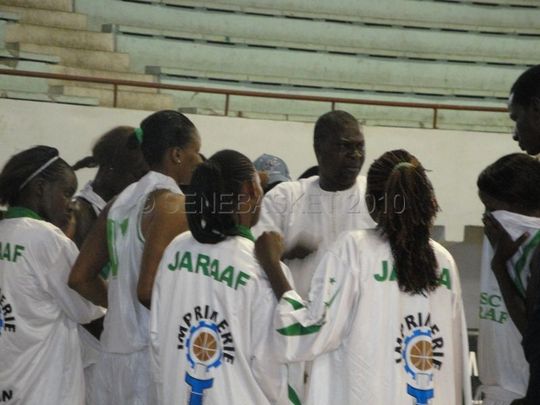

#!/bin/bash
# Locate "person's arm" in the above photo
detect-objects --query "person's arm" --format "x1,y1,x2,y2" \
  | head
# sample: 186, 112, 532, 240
149, 258, 164, 393
483, 213, 528, 334
137, 191, 188, 308
68, 203, 111, 308
255, 231, 359, 362
71, 199, 98, 249
41, 233, 104, 323
255, 231, 292, 299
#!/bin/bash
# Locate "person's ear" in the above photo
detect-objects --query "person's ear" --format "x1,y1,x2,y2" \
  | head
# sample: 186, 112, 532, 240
169, 147, 183, 165
32, 178, 46, 199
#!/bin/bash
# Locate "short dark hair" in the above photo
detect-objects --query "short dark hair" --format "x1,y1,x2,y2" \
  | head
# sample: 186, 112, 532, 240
478, 153, 540, 213
0, 145, 72, 206
132, 110, 198, 166
511, 65, 540, 107
187, 149, 256, 244
314, 110, 359, 148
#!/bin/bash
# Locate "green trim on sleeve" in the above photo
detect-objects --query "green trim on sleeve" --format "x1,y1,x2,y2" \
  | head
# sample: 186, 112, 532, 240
283, 296, 305, 310
288, 384, 302, 405
513, 230, 540, 297
277, 322, 322, 336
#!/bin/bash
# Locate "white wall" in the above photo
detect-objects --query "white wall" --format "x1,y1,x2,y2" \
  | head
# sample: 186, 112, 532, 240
0, 99, 520, 241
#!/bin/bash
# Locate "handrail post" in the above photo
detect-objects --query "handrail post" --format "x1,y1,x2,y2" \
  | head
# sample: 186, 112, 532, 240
331, 101, 336, 111
113, 84, 118, 108
432, 107, 438, 129
224, 94, 230, 116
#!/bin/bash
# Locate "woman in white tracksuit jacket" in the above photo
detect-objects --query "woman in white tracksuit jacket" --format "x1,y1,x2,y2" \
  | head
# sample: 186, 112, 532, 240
69, 110, 202, 405
0, 146, 103, 405
256, 149, 472, 405
150, 150, 287, 404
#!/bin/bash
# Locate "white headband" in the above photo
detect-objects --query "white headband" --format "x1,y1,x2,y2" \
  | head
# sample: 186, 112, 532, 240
19, 156, 60, 191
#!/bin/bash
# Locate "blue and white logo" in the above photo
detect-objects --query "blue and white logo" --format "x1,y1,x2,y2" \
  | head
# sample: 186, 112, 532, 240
184, 320, 224, 405
395, 313, 445, 405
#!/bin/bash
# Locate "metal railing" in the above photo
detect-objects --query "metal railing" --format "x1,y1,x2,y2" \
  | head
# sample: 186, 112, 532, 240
0, 68, 508, 128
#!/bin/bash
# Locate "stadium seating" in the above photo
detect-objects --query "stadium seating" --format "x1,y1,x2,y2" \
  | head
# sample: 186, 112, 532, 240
2, 0, 537, 130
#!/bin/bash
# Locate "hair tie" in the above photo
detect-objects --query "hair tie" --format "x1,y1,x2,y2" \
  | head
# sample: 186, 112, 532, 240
392, 162, 415, 173
134, 127, 144, 144
19, 155, 60, 191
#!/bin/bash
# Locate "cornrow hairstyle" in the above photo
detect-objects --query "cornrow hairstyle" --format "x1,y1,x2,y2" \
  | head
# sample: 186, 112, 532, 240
187, 149, 256, 244
367, 149, 440, 295
510, 65, 540, 107
0, 145, 72, 206
72, 126, 137, 171
477, 153, 540, 213
314, 110, 359, 150
132, 110, 198, 166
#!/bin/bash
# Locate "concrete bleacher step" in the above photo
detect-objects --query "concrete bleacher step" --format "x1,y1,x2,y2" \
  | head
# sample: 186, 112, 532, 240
49, 85, 175, 110
108, 17, 539, 66
449, 0, 539, 7
4, 23, 114, 52
49, 66, 159, 94
0, 0, 72, 13
127, 0, 540, 34
9, 43, 130, 72
0, 46, 60, 65
155, 73, 511, 131
0, 89, 99, 106
0, 5, 87, 30
0, 10, 19, 22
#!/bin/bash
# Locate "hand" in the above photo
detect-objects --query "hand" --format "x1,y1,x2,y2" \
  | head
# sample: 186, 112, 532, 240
483, 213, 528, 264
255, 231, 284, 269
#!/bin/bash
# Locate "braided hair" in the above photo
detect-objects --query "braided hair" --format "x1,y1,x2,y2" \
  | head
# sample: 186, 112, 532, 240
367, 149, 440, 295
187, 150, 257, 244
0, 145, 72, 206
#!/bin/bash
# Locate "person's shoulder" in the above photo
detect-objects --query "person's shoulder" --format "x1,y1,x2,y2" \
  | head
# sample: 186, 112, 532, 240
265, 178, 307, 198
339, 228, 381, 247
72, 198, 98, 221
430, 240, 455, 265
167, 230, 194, 249
15, 218, 76, 252
325, 229, 381, 259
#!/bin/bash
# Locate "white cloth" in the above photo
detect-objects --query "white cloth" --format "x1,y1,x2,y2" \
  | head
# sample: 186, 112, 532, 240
150, 232, 288, 404
477, 210, 540, 403
0, 217, 104, 404
273, 230, 472, 405
253, 175, 376, 299
99, 171, 181, 405
92, 349, 158, 405
76, 181, 106, 216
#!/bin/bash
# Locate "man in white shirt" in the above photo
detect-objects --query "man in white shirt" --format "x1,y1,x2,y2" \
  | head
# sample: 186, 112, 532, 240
253, 110, 376, 402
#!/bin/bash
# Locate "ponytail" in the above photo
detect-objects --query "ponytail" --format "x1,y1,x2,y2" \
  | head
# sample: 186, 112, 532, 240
72, 126, 139, 171
186, 150, 256, 244
367, 149, 439, 295
72, 156, 97, 171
